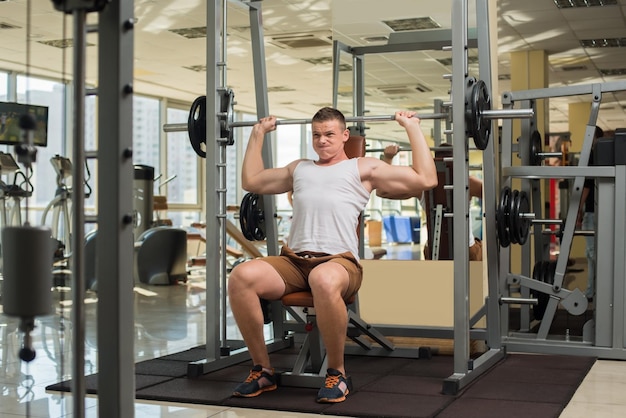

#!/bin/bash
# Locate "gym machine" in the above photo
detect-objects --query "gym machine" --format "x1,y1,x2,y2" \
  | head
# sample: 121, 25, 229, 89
164, 0, 535, 396
498, 81, 626, 358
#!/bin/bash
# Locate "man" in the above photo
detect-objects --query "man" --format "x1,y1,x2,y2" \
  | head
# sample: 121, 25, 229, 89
382, 144, 483, 260
577, 126, 603, 301
228, 107, 437, 403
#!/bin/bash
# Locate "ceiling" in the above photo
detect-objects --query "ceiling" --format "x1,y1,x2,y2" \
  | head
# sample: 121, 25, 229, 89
0, 0, 625, 145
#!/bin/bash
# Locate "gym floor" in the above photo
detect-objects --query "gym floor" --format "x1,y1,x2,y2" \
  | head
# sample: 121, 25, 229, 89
0, 245, 623, 417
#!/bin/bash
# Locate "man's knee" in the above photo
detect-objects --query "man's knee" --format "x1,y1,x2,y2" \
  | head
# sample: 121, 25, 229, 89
228, 261, 258, 292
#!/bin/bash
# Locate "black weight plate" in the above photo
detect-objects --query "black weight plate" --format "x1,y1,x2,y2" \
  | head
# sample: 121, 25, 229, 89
239, 192, 254, 240
497, 186, 511, 247
517, 190, 531, 245
251, 193, 266, 241
469, 79, 491, 150
240, 192, 266, 241
509, 189, 520, 244
529, 130, 542, 166
242, 193, 265, 241
188, 95, 207, 158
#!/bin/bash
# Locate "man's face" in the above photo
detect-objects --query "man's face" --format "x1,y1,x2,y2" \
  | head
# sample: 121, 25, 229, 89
311, 119, 348, 159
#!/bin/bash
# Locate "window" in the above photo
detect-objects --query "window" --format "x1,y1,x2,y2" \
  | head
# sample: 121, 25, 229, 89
133, 96, 160, 173
0, 72, 7, 101
165, 106, 199, 205
16, 76, 65, 226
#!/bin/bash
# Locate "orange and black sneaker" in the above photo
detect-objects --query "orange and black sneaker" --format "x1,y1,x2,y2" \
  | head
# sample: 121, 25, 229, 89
316, 368, 351, 403
232, 365, 277, 397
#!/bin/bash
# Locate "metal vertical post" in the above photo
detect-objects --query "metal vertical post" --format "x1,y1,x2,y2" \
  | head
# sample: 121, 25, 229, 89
97, 1, 135, 416
596, 170, 615, 347
475, 0, 503, 360
248, 2, 279, 257
443, 0, 505, 395
612, 166, 625, 348
205, 0, 222, 362
450, 0, 471, 379
70, 9, 87, 417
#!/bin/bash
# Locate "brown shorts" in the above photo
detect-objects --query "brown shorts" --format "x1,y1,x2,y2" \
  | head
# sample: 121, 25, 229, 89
261, 246, 363, 301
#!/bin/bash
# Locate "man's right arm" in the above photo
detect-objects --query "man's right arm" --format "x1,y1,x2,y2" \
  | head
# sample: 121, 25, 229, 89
242, 116, 294, 194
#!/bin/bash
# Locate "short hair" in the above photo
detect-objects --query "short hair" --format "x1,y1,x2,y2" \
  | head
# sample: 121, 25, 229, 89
312, 107, 346, 131
595, 126, 604, 139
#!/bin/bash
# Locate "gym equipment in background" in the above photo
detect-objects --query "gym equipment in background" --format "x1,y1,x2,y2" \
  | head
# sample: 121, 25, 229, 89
133, 226, 188, 285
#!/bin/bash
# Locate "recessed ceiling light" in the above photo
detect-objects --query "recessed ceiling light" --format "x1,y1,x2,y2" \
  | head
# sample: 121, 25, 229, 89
337, 64, 352, 72
170, 27, 206, 39
561, 65, 588, 71
361, 35, 389, 43
183, 65, 206, 72
302, 57, 332, 65
383, 17, 440, 32
554, 0, 617, 8
436, 56, 479, 66
38, 39, 94, 48
600, 68, 626, 76
580, 38, 626, 48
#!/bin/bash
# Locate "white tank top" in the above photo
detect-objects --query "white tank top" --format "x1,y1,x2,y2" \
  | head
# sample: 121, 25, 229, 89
288, 159, 370, 260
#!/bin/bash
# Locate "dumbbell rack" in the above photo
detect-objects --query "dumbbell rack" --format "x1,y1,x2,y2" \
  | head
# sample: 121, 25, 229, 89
497, 80, 626, 359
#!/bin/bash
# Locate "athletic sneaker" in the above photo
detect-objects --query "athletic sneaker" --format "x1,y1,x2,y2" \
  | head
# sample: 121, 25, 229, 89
232, 365, 277, 397
316, 368, 351, 403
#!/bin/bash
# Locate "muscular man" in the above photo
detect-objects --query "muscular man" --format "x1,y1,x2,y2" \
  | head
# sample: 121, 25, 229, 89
228, 107, 437, 403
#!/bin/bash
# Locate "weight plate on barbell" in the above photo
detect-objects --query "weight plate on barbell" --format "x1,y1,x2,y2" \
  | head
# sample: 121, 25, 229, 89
497, 186, 511, 247
529, 130, 542, 166
467, 78, 491, 151
516, 190, 531, 245
239, 192, 266, 241
188, 95, 207, 158
509, 189, 520, 244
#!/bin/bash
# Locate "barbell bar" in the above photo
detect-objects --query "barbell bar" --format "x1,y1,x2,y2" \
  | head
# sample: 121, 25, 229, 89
168, 82, 534, 157
163, 112, 448, 133
163, 108, 533, 133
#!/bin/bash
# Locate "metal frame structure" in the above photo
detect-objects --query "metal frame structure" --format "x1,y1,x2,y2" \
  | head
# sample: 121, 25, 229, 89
47, 1, 136, 417
498, 80, 626, 359
330, 0, 507, 395
188, 0, 292, 379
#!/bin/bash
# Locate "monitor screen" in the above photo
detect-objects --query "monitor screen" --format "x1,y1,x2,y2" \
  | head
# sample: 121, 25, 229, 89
0, 101, 49, 147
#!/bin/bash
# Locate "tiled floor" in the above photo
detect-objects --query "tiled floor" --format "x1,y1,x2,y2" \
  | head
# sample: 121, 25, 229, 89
1, 244, 625, 417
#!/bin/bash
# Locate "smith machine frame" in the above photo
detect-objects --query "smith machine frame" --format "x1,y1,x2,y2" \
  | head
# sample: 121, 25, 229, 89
499, 80, 626, 358
330, 0, 506, 395
194, 0, 523, 396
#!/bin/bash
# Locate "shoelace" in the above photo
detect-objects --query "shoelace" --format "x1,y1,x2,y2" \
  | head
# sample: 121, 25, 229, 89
245, 370, 262, 383
325, 374, 341, 388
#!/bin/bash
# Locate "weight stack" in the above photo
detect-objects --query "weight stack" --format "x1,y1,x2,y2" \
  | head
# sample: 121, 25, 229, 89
2, 226, 55, 318
613, 128, 626, 165
595, 137, 615, 166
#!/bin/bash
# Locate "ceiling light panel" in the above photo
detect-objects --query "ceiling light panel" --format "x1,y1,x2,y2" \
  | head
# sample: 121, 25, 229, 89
553, 0, 618, 8
170, 27, 206, 39
383, 17, 441, 32
600, 68, 626, 76
580, 38, 626, 48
